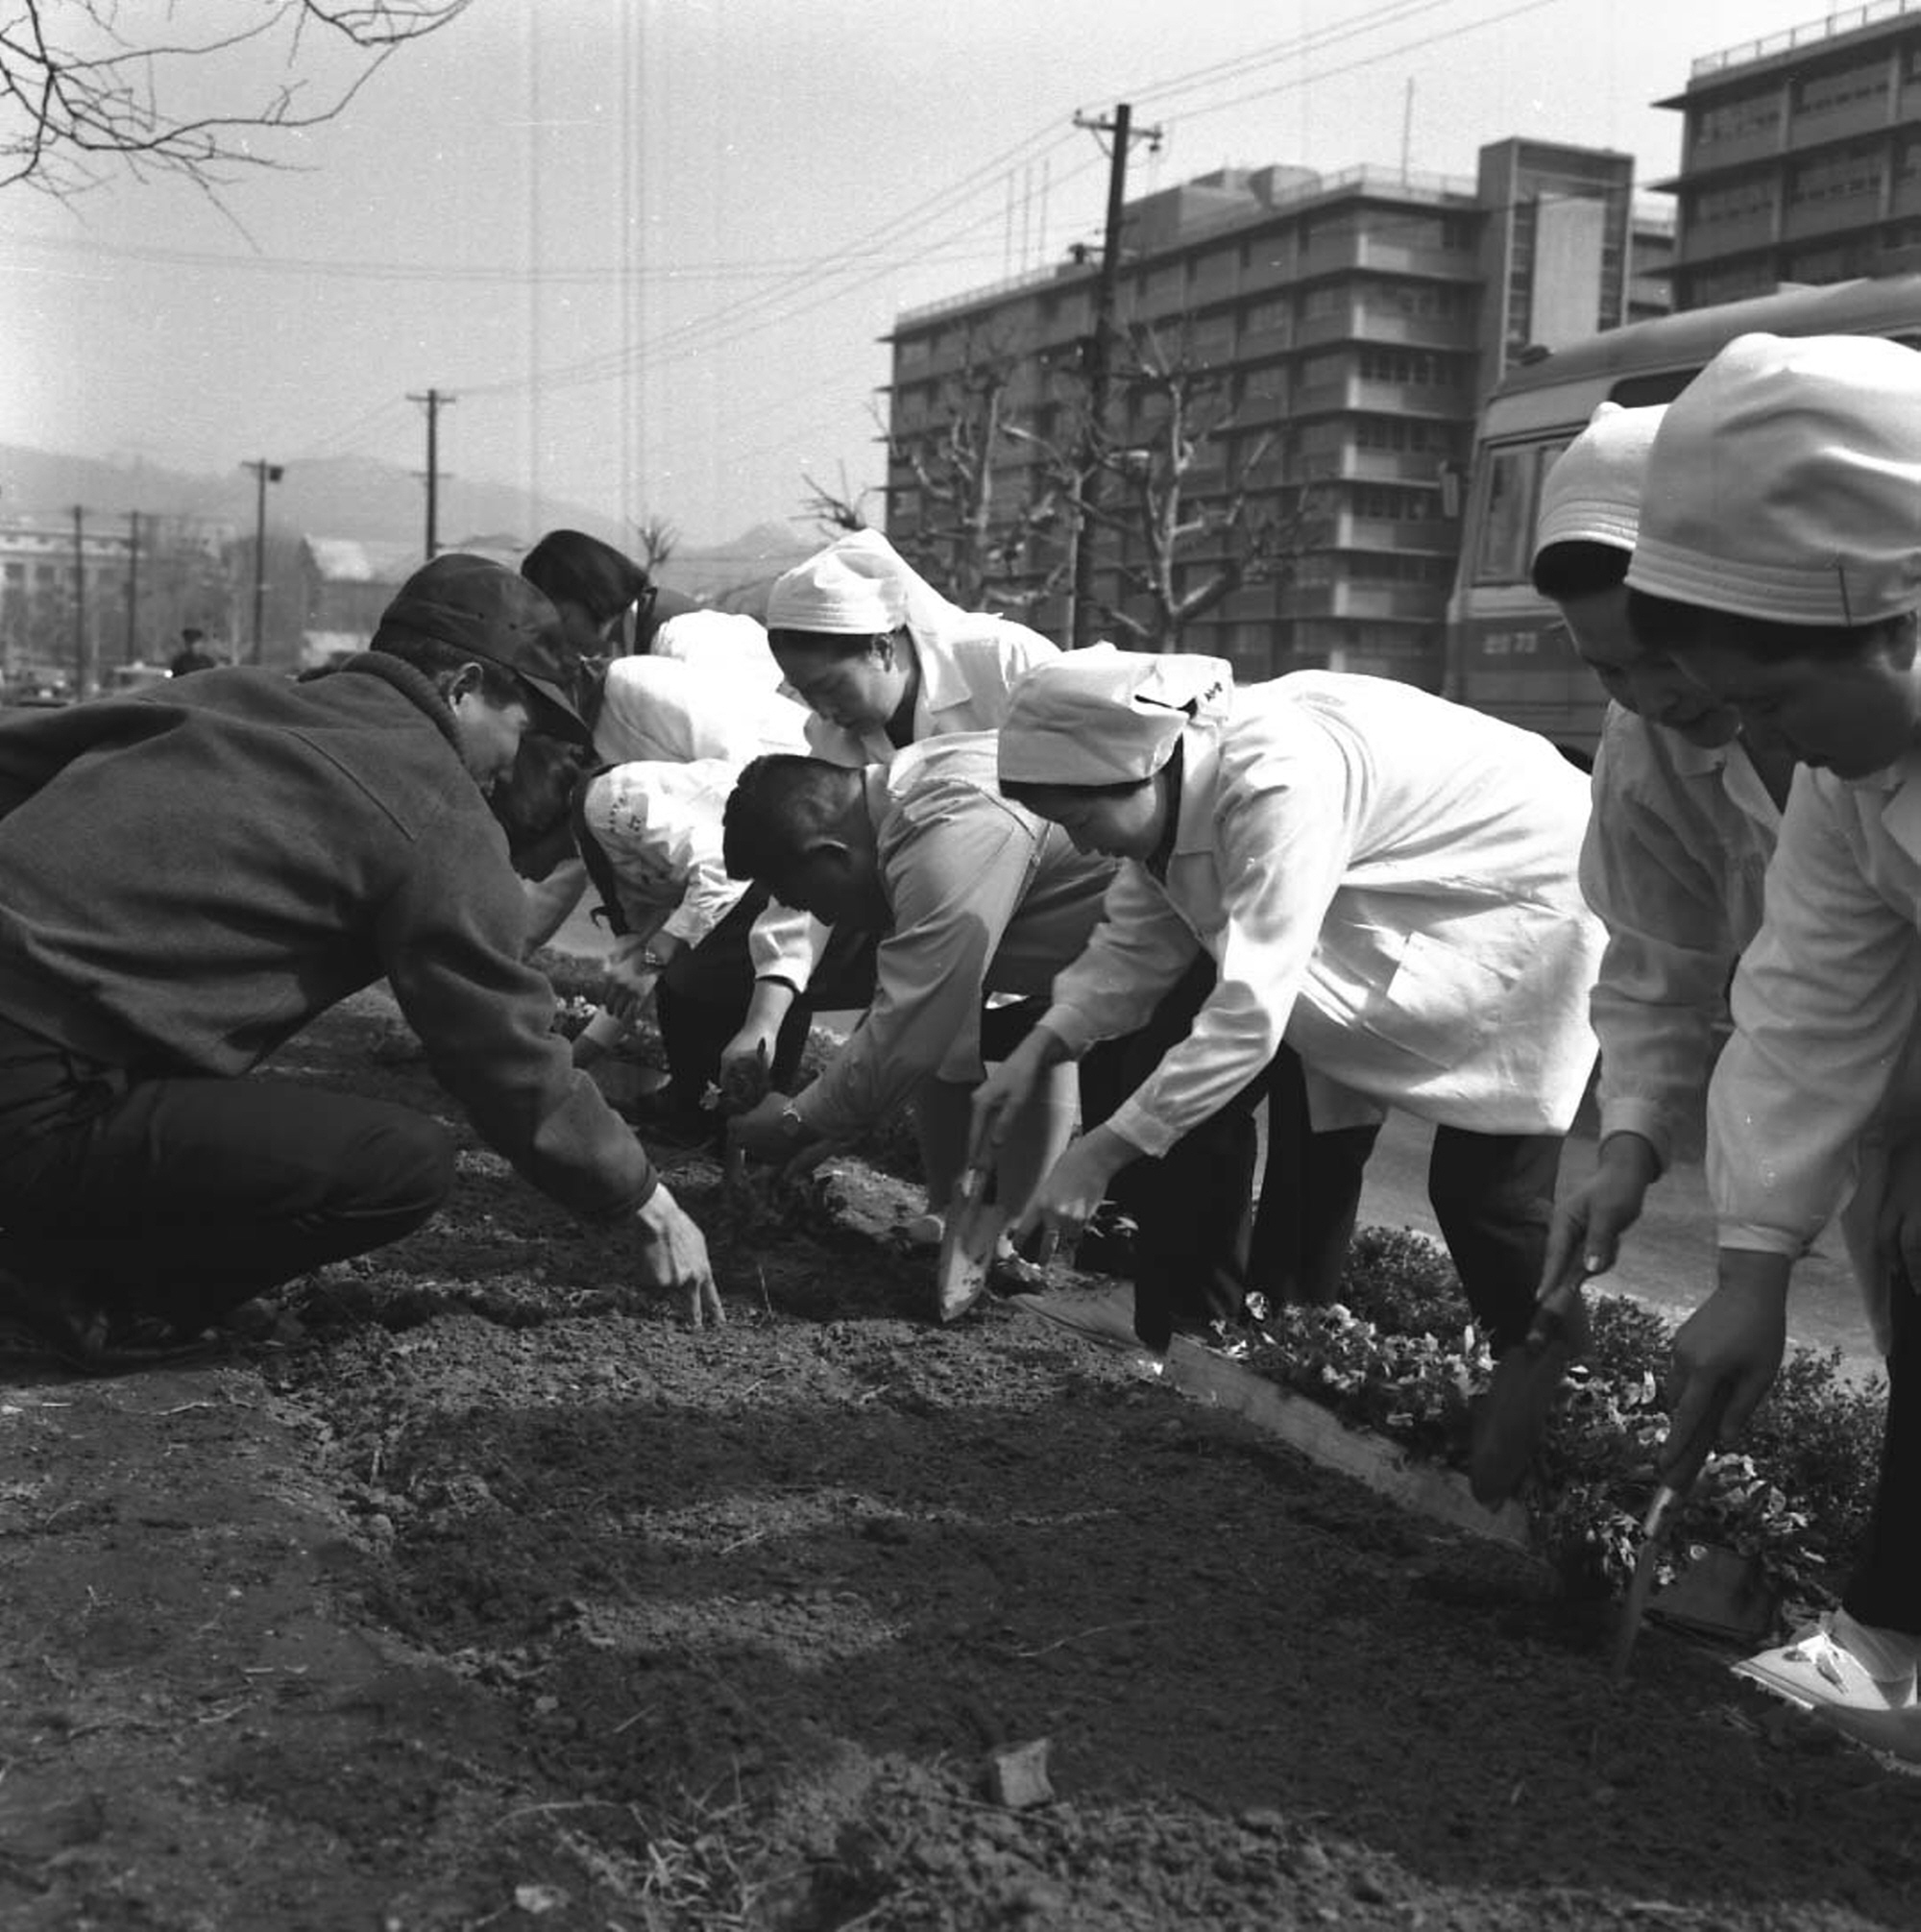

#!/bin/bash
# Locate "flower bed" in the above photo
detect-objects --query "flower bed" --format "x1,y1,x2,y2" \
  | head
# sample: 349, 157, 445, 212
1247, 1227, 1886, 1613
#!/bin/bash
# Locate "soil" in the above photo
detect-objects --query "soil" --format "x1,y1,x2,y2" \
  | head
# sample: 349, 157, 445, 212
3, 990, 1919, 1932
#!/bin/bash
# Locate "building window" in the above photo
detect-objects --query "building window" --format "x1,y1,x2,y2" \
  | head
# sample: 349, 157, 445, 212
1787, 143, 1885, 206
1696, 89, 1780, 145
1693, 179, 1774, 225
1794, 61, 1887, 116
1351, 483, 1431, 520
1243, 294, 1291, 338
1357, 346, 1461, 386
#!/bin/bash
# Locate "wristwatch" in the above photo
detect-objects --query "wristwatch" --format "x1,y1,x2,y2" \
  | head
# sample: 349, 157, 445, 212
779, 1101, 809, 1140
639, 945, 672, 972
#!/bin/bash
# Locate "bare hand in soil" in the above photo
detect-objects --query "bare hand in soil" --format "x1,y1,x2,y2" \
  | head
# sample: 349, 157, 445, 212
717, 1032, 774, 1111
635, 1183, 725, 1326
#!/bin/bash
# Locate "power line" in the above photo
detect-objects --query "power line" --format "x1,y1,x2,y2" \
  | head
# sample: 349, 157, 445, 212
1142, 0, 1577, 132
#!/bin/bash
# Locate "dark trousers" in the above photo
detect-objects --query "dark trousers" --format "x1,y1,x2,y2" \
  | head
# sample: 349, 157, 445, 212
1844, 1272, 1921, 1637
0, 1013, 452, 1332
654, 892, 879, 1110
1082, 960, 1567, 1353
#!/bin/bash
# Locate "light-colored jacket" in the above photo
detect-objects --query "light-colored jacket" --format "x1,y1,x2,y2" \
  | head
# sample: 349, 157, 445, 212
1709, 755, 1921, 1349
801, 615, 1058, 767
594, 654, 808, 768
750, 613, 1061, 987
790, 734, 1111, 1142
1581, 704, 1779, 1170
1039, 671, 1604, 1155
581, 759, 744, 953
649, 610, 785, 689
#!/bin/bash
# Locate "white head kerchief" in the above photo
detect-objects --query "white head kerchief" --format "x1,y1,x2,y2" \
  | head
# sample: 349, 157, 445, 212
998, 646, 1234, 788
1533, 402, 1666, 561
1628, 331, 1921, 626
766, 528, 973, 639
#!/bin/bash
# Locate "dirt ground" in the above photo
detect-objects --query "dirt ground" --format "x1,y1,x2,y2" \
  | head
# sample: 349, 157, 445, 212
3, 992, 1919, 1932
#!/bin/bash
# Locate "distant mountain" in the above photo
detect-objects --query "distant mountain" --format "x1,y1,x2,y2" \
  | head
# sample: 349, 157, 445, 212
0, 444, 818, 577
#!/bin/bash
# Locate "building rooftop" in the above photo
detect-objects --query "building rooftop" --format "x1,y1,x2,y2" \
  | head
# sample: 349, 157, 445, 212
1673, 0, 1921, 91
892, 160, 1479, 331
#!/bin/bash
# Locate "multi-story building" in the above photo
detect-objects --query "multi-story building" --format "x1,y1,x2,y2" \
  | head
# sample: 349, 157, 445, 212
883, 137, 1664, 688
0, 513, 233, 697
1657, 0, 1921, 310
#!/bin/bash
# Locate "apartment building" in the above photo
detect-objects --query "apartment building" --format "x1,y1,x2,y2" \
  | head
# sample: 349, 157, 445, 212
883, 138, 1661, 688
1658, 0, 1921, 309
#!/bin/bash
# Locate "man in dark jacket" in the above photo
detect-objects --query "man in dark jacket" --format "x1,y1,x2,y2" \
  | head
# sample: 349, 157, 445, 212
0, 553, 719, 1369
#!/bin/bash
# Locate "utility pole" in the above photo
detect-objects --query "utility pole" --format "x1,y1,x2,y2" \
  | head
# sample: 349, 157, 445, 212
241, 459, 284, 665
1066, 103, 1161, 649
125, 510, 140, 665
71, 504, 90, 700
409, 387, 454, 558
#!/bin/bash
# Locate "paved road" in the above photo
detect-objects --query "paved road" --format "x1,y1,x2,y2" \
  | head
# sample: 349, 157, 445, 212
1350, 1110, 1880, 1379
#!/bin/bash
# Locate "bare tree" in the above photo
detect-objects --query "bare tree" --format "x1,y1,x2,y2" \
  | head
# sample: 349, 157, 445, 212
1067, 320, 1328, 651
1, 2, 470, 197
799, 466, 876, 538
630, 513, 679, 576
883, 331, 1064, 611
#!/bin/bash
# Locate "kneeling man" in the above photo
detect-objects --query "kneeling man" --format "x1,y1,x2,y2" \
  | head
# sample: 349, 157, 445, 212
0, 554, 718, 1367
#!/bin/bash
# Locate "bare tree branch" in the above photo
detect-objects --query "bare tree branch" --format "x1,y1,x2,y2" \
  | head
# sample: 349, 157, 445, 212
630, 513, 679, 576
1058, 318, 1330, 649
0, 1, 471, 197
884, 327, 1065, 611
800, 467, 876, 537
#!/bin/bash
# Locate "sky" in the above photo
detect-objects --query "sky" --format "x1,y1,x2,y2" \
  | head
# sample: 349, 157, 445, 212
0, 0, 1880, 548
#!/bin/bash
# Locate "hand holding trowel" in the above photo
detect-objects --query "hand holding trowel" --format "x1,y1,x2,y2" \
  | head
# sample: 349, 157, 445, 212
1468, 1259, 1592, 1506
1610, 1380, 1735, 1683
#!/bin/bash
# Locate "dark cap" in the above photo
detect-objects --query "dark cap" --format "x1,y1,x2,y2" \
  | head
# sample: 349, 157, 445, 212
373, 553, 590, 743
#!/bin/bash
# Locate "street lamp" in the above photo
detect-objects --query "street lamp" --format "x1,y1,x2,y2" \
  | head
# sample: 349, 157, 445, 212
242, 459, 283, 664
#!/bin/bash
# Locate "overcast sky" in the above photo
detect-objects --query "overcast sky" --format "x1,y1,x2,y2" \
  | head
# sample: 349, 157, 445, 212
0, 0, 1863, 546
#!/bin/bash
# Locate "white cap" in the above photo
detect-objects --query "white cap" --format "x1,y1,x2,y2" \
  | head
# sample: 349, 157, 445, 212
766, 529, 908, 635
998, 647, 1233, 788
1627, 331, 1921, 626
1532, 402, 1666, 560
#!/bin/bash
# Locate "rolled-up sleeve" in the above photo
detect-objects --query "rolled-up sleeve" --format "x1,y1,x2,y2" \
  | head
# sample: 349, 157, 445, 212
791, 787, 1040, 1140
1709, 779, 1921, 1257
1108, 745, 1355, 1156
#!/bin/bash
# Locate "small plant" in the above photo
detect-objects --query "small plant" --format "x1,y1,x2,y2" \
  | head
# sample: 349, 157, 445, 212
1251, 1225, 1887, 1605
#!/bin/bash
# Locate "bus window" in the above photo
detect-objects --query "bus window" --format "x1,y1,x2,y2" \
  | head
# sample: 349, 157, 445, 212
1472, 438, 1568, 585
1473, 446, 1536, 585
1607, 368, 1705, 409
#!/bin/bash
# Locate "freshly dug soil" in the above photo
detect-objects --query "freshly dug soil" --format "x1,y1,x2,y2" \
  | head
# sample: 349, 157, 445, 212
2, 990, 1917, 1931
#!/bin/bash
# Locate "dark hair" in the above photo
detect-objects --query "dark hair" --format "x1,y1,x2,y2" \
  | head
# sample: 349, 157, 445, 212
521, 529, 649, 625
1531, 540, 1630, 601
371, 631, 524, 708
1626, 588, 1899, 665
767, 625, 900, 662
491, 733, 591, 871
722, 754, 862, 881
999, 773, 1155, 807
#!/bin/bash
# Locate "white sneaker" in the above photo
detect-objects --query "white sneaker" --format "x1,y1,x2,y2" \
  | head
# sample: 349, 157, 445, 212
1734, 1614, 1919, 1717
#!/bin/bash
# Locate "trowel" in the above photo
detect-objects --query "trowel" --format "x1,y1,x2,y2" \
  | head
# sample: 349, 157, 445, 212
1468, 1261, 1590, 1505
933, 1165, 1008, 1324
1611, 1382, 1735, 1683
